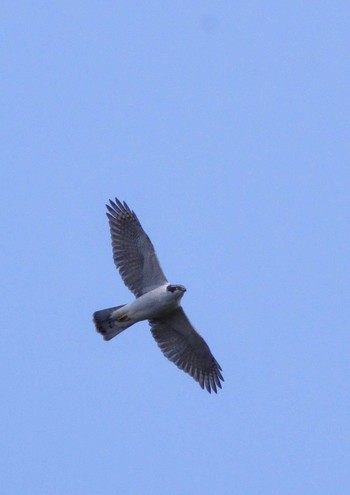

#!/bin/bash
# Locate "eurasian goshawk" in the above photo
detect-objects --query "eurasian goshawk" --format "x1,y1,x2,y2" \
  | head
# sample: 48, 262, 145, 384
93, 198, 223, 393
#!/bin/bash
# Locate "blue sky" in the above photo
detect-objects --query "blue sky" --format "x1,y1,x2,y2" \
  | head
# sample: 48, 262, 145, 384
1, 2, 349, 494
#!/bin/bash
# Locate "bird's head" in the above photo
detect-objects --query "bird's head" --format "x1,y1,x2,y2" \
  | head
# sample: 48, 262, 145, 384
166, 284, 187, 299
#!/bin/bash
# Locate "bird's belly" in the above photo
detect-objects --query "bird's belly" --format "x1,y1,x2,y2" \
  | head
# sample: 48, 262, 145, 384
125, 290, 178, 321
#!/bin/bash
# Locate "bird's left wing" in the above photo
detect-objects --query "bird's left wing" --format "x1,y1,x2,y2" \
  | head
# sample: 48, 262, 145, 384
106, 198, 168, 297
149, 308, 224, 393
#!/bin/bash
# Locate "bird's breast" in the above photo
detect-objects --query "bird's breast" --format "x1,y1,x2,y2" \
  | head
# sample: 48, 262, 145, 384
127, 286, 180, 321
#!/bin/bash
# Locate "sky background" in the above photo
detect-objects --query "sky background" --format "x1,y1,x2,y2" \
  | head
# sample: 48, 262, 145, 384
1, 1, 350, 494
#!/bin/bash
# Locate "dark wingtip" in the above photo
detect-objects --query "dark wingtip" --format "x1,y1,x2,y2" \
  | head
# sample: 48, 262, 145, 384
106, 198, 137, 220
114, 197, 124, 209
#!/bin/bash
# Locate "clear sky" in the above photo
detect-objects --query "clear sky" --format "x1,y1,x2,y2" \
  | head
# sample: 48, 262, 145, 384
1, 2, 349, 494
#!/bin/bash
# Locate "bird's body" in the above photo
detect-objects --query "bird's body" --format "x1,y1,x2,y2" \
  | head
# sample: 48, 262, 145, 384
93, 198, 224, 393
112, 284, 184, 325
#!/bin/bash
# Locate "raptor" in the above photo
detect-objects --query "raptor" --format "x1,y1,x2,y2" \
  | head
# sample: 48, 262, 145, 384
93, 198, 224, 393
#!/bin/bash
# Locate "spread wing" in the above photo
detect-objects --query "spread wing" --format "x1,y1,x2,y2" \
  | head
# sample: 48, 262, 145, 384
149, 308, 224, 393
106, 198, 168, 297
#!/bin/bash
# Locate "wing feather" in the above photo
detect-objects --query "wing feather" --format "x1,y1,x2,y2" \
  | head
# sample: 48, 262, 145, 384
149, 308, 224, 393
106, 198, 168, 297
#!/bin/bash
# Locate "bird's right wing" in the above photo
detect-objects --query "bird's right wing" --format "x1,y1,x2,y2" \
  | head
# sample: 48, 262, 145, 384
106, 198, 168, 297
149, 307, 224, 393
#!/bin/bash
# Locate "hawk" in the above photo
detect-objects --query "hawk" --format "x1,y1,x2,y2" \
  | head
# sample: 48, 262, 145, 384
93, 198, 223, 393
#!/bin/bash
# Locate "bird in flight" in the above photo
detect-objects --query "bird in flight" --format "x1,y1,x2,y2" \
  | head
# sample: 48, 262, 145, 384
93, 198, 224, 393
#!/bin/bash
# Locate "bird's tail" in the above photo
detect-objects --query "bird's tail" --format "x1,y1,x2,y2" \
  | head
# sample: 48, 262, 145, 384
93, 305, 134, 341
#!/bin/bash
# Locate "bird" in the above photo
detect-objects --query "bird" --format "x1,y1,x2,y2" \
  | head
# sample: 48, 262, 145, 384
93, 198, 224, 393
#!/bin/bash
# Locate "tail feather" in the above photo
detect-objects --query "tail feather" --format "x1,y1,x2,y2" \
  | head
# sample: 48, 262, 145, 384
93, 305, 133, 341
